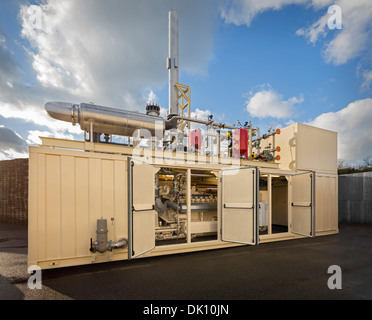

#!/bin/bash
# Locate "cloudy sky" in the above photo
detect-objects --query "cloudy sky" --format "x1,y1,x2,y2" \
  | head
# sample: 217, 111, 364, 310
0, 0, 371, 164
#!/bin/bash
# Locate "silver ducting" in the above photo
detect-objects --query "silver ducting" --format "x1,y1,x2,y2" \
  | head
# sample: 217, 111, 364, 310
110, 238, 129, 250
45, 101, 171, 137
155, 198, 180, 217
45, 101, 75, 123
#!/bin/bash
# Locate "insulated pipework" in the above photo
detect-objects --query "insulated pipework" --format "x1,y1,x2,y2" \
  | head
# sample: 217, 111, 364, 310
45, 101, 170, 138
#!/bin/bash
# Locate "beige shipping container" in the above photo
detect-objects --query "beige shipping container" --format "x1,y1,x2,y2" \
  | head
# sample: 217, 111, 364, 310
28, 121, 339, 270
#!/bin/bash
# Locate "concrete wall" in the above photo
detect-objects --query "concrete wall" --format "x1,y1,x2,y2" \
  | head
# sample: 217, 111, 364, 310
339, 172, 372, 223
0, 159, 29, 225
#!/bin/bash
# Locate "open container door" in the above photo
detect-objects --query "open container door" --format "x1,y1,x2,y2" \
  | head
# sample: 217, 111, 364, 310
291, 171, 315, 238
128, 158, 155, 259
222, 167, 258, 245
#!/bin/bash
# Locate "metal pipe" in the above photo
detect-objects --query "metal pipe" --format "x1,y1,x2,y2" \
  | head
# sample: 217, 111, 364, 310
166, 115, 236, 130
90, 219, 128, 253
45, 101, 168, 137
89, 121, 93, 143
45, 102, 237, 142
252, 129, 279, 143
179, 203, 217, 213
173, 173, 184, 194
110, 238, 128, 250
168, 10, 179, 116
44, 101, 76, 123
155, 226, 178, 231
187, 169, 191, 244
158, 171, 214, 179
155, 198, 180, 217
248, 126, 253, 159
253, 127, 261, 155
155, 172, 160, 197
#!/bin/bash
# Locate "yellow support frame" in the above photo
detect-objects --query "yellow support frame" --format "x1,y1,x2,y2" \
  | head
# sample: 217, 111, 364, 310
175, 83, 191, 117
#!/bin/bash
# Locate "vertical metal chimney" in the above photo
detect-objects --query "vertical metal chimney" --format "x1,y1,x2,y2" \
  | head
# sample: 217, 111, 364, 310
167, 10, 179, 116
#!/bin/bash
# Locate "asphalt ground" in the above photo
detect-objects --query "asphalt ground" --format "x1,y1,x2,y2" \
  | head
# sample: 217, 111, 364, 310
0, 223, 371, 303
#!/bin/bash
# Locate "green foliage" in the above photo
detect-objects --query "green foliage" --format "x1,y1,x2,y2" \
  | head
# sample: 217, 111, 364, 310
338, 155, 372, 175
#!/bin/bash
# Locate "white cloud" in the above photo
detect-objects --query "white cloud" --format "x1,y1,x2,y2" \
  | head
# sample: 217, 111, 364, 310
189, 107, 227, 130
362, 70, 372, 91
220, 0, 372, 66
144, 89, 159, 105
19, 0, 217, 108
0, 102, 81, 136
0, 150, 29, 161
297, 0, 372, 65
1, 0, 219, 160
26, 130, 75, 145
296, 13, 329, 44
190, 108, 212, 121
159, 107, 169, 120
307, 98, 372, 163
245, 87, 303, 119
0, 126, 29, 160
219, 0, 309, 26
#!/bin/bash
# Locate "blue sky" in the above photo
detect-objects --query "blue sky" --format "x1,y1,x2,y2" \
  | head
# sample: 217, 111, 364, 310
0, 0, 371, 164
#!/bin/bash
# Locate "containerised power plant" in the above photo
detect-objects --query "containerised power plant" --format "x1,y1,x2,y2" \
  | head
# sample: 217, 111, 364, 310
28, 11, 338, 269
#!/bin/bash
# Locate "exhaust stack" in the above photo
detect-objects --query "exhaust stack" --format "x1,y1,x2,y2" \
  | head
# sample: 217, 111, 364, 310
167, 10, 179, 117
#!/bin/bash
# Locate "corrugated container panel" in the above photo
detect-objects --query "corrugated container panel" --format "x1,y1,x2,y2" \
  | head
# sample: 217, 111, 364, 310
89, 158, 102, 230
61, 156, 76, 258
315, 174, 338, 234
75, 157, 90, 257
28, 147, 128, 266
46, 155, 61, 259
36, 153, 46, 261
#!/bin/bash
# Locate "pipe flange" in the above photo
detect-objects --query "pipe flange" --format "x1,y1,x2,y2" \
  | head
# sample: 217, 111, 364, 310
71, 104, 79, 126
